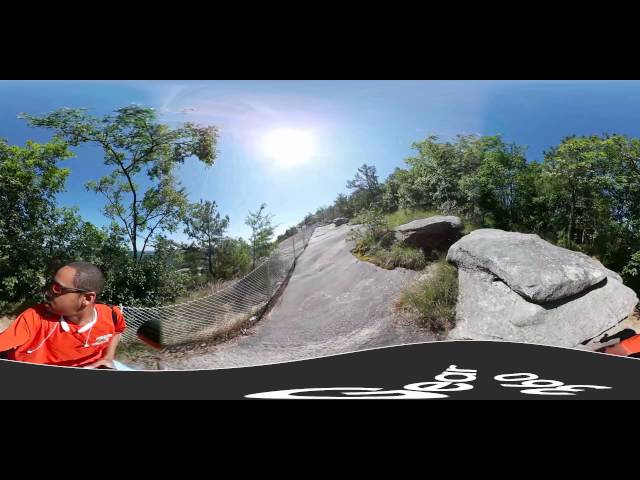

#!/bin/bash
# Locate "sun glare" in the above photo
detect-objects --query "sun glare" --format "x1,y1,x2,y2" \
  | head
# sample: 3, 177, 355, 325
262, 128, 316, 167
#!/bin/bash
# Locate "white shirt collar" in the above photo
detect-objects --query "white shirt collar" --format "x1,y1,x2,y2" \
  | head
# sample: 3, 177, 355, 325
60, 307, 97, 333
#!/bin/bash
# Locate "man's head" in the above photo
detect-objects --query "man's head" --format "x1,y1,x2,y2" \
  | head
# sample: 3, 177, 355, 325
45, 261, 105, 316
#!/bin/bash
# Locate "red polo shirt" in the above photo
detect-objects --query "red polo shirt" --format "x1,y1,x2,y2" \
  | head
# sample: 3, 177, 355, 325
604, 334, 640, 357
0, 303, 126, 367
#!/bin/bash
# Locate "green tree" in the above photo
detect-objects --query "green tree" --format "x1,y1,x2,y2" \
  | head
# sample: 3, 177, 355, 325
598, 134, 640, 282
183, 200, 230, 276
100, 235, 189, 307
0, 138, 73, 312
21, 105, 219, 263
245, 203, 275, 269
378, 168, 401, 213
540, 135, 616, 250
622, 251, 640, 295
458, 136, 531, 229
401, 136, 458, 211
401, 134, 497, 214
212, 237, 252, 279
346, 163, 382, 212
333, 193, 356, 218
42, 206, 112, 274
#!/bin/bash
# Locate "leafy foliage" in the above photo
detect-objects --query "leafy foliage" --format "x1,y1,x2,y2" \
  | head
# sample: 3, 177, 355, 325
22, 105, 220, 262
398, 259, 458, 333
183, 200, 230, 276
0, 138, 73, 312
245, 203, 276, 269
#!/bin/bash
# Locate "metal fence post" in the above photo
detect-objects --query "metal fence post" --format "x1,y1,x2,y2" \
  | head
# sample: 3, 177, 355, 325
266, 256, 271, 294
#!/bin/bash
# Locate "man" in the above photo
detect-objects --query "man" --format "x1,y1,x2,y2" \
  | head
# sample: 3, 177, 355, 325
0, 261, 126, 368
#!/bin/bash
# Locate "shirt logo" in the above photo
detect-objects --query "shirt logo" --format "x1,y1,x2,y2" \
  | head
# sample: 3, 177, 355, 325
91, 334, 113, 346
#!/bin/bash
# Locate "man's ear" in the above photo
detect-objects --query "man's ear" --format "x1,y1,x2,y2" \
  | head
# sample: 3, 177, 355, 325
83, 292, 97, 305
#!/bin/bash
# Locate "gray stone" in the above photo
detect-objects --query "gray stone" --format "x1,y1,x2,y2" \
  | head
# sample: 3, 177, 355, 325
393, 216, 463, 251
448, 268, 638, 348
604, 268, 623, 284
333, 217, 349, 226
447, 229, 608, 303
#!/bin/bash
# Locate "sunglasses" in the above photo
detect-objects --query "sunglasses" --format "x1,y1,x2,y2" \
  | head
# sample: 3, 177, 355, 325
44, 280, 92, 299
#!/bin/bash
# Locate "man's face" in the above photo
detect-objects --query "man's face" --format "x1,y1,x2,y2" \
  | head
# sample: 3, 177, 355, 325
45, 266, 92, 316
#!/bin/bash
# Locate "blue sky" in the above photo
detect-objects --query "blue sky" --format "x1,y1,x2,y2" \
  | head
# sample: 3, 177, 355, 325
3, 80, 640, 244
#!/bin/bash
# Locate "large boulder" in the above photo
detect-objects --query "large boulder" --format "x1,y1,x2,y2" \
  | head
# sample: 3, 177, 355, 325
448, 268, 638, 348
394, 216, 463, 252
447, 229, 607, 303
333, 217, 349, 227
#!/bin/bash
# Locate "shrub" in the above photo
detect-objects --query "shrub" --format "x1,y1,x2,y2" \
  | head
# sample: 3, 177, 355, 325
349, 207, 430, 270
398, 259, 458, 333
385, 244, 428, 270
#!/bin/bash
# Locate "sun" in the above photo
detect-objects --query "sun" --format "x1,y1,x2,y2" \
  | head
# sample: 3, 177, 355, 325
262, 128, 316, 167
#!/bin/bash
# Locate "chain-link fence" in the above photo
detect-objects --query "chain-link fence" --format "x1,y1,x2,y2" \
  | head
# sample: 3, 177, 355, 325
120, 225, 316, 347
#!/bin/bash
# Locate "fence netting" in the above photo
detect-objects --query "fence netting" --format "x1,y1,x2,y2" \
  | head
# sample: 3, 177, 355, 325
120, 225, 316, 347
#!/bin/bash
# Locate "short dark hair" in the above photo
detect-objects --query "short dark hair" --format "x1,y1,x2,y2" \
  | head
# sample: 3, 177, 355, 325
65, 261, 105, 297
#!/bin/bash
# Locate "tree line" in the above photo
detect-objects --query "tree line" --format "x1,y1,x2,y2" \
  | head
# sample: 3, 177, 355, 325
0, 105, 277, 313
303, 134, 640, 296
5, 109, 639, 314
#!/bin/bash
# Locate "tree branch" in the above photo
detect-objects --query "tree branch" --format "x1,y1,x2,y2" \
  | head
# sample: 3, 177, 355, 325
95, 188, 133, 246
139, 210, 171, 260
